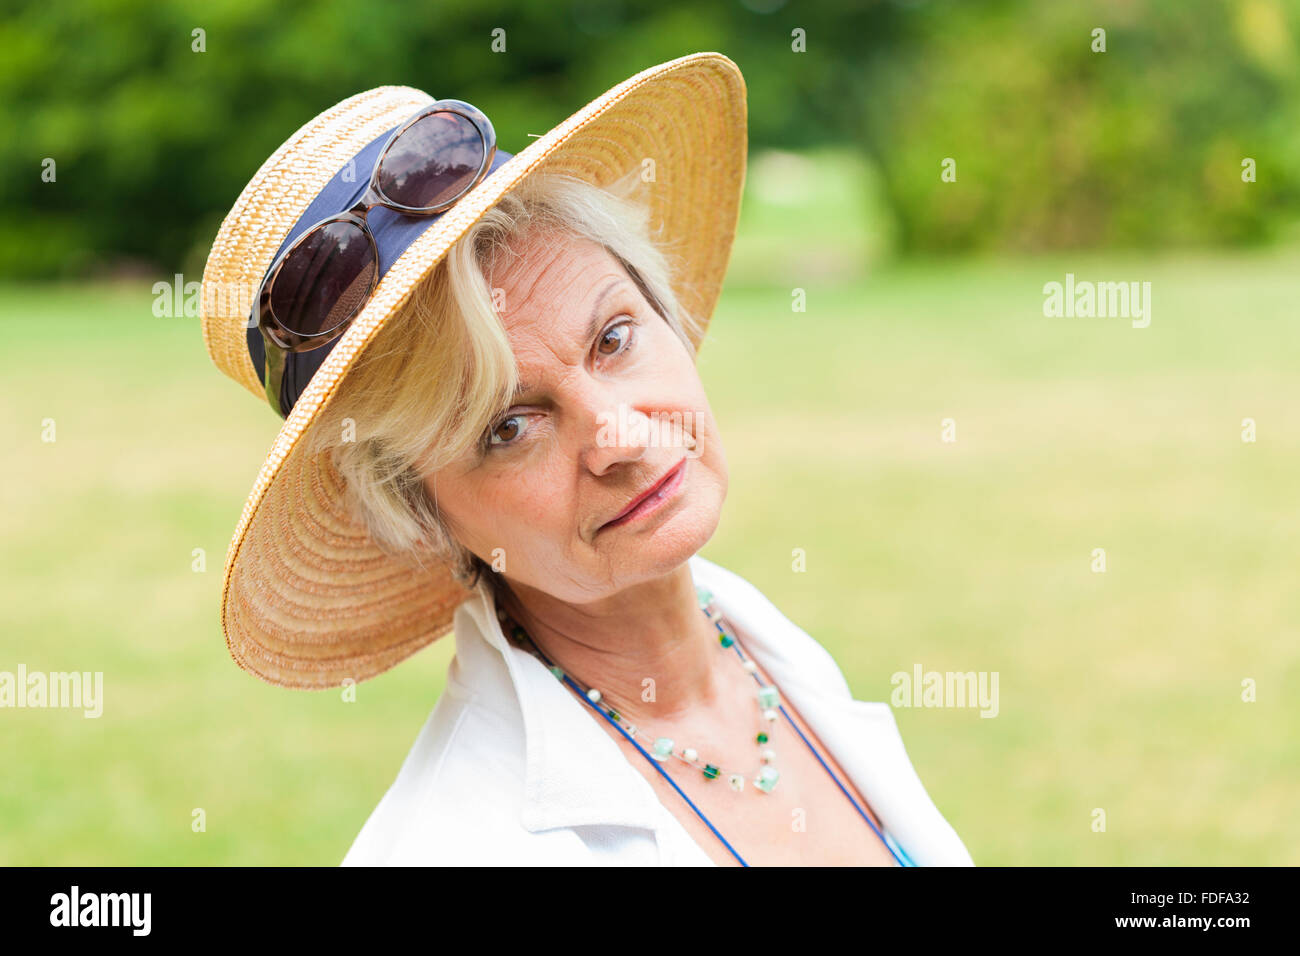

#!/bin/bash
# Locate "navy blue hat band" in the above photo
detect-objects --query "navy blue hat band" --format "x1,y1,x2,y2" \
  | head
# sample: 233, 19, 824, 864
247, 119, 514, 417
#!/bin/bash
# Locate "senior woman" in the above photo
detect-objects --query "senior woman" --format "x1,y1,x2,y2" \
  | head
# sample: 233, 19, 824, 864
200, 54, 974, 867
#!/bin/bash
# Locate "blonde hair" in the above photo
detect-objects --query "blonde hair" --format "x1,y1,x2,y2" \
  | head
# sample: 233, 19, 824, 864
303, 167, 704, 591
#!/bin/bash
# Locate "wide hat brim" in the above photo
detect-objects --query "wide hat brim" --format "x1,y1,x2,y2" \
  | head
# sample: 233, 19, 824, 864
199, 52, 747, 690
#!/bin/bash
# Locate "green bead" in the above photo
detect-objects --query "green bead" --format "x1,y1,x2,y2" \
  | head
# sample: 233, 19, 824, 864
757, 685, 779, 709
755, 766, 780, 793
651, 737, 674, 761
548, 665, 564, 680
718, 633, 734, 648
606, 708, 619, 721
702, 763, 720, 780
756, 732, 768, 744
695, 585, 714, 608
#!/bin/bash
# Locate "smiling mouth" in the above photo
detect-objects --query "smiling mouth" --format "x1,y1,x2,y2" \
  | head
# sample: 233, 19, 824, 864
597, 458, 688, 534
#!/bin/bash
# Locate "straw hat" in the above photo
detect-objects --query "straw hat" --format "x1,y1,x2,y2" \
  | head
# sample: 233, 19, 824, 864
199, 51, 747, 690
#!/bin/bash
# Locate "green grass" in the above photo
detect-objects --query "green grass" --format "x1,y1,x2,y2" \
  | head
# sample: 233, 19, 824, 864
1, 153, 1296, 864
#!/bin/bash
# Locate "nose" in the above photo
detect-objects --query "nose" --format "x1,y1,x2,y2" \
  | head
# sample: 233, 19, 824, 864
577, 387, 653, 477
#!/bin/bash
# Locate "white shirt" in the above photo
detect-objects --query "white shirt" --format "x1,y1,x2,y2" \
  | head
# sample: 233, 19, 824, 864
340, 554, 975, 866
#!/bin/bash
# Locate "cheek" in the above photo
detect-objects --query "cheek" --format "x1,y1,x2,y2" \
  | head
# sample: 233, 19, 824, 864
425, 471, 500, 543
452, 465, 574, 549
671, 373, 718, 450
686, 394, 727, 487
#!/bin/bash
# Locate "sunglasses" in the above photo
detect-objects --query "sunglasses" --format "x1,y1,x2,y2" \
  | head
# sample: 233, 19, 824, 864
252, 99, 497, 415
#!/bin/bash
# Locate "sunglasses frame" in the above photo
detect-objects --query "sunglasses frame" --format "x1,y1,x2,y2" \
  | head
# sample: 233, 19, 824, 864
251, 99, 497, 417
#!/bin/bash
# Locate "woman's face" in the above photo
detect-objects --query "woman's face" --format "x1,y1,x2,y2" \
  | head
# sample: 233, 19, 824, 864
423, 229, 728, 602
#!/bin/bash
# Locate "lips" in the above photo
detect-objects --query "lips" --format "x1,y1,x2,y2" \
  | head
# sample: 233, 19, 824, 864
602, 458, 686, 529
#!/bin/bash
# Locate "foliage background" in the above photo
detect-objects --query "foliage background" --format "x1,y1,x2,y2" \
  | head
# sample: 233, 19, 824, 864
1, 0, 1297, 277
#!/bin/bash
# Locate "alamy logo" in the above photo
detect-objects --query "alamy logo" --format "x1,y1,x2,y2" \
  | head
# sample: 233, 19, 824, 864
49, 886, 151, 936
595, 402, 704, 457
0, 665, 102, 718
890, 664, 999, 718
1042, 273, 1152, 328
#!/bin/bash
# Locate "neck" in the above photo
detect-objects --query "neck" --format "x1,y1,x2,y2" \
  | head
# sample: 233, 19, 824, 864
492, 563, 723, 726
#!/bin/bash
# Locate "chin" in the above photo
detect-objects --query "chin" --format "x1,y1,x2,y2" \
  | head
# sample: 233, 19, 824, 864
627, 493, 723, 574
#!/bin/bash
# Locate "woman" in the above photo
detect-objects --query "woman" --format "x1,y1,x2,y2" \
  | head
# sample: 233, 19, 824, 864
200, 52, 974, 866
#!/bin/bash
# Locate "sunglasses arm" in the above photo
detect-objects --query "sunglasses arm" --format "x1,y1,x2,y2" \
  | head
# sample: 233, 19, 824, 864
259, 326, 289, 420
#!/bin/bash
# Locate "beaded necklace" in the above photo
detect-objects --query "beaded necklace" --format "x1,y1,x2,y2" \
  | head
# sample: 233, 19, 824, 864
499, 583, 915, 867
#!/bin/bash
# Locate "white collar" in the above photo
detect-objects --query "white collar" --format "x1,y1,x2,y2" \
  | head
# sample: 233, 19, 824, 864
451, 554, 962, 864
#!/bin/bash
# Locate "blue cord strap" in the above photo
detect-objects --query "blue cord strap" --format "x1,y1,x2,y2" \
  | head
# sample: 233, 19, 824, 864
773, 700, 910, 866
561, 667, 912, 867
518, 610, 915, 867
567, 676, 750, 866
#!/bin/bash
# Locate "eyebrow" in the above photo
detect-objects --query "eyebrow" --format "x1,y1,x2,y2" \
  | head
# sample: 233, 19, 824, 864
509, 277, 628, 400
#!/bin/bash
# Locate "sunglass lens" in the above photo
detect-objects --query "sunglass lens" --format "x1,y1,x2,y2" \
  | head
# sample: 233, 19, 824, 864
270, 220, 377, 337
377, 110, 486, 210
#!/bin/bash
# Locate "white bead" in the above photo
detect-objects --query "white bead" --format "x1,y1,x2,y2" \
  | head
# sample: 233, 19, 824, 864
624, 724, 636, 736
684, 748, 698, 762
742, 660, 757, 673
587, 688, 602, 704
763, 708, 777, 722
761, 748, 776, 763
728, 773, 745, 791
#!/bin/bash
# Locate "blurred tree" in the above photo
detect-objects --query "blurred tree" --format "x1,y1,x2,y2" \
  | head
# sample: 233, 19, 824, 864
853, 0, 1300, 252
0, 0, 1296, 277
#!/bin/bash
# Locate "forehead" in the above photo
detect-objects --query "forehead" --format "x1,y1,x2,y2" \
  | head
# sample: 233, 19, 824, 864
489, 231, 641, 399
493, 230, 632, 328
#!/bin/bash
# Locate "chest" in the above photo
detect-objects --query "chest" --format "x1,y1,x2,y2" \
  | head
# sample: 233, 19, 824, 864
597, 689, 903, 867
658, 757, 903, 867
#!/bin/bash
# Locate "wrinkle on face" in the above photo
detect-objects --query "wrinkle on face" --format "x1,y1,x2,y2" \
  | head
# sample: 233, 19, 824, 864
422, 228, 728, 606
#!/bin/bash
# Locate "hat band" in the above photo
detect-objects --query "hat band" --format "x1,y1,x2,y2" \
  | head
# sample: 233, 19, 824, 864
246, 121, 514, 416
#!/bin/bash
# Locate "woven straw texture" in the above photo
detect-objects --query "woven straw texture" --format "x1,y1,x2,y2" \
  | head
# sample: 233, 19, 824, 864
198, 52, 747, 689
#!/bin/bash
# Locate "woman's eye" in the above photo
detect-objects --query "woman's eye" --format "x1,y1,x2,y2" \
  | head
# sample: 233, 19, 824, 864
596, 319, 635, 357
483, 320, 635, 452
486, 414, 528, 449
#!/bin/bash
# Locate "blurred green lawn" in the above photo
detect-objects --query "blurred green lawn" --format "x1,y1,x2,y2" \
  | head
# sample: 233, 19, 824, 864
1, 150, 1296, 865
